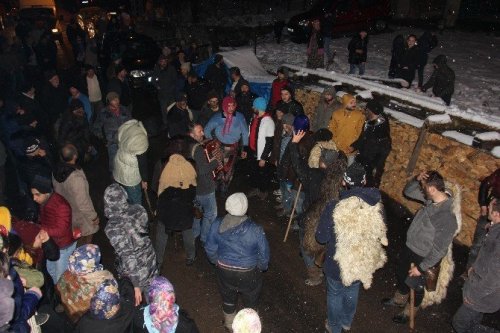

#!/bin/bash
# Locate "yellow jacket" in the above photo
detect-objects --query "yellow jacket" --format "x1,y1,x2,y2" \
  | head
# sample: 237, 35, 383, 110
328, 94, 365, 155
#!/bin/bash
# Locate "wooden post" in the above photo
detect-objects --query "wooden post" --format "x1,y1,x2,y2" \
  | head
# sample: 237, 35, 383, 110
406, 121, 428, 176
409, 263, 415, 332
283, 183, 302, 242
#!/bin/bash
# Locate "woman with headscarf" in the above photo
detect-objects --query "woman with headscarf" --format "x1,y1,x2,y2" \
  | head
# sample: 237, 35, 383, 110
135, 276, 199, 333
104, 183, 158, 306
56, 244, 114, 323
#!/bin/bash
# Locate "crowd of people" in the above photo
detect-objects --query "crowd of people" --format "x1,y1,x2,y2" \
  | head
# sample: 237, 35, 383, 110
0, 8, 498, 333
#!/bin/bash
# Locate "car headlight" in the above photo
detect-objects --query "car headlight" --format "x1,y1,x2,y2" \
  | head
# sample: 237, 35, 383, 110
130, 70, 146, 78
298, 19, 309, 26
52, 28, 59, 33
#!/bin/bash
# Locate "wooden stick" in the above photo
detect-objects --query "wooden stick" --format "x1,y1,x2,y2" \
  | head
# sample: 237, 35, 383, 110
283, 183, 302, 242
143, 188, 155, 218
409, 263, 415, 332
406, 121, 428, 177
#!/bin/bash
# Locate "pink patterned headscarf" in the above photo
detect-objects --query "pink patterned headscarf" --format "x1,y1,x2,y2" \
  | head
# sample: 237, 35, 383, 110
148, 276, 178, 333
222, 96, 236, 136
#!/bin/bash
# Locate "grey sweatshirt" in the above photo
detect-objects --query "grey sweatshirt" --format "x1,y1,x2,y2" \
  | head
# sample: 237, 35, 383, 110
404, 179, 458, 271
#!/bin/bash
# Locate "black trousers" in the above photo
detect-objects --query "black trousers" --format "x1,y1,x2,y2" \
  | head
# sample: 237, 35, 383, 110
249, 153, 274, 192
396, 246, 425, 307
216, 266, 262, 314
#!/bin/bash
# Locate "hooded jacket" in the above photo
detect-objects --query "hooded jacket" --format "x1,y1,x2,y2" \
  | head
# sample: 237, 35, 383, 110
328, 95, 365, 156
421, 55, 455, 99
53, 163, 98, 237
104, 184, 158, 289
316, 187, 386, 288
311, 89, 340, 132
205, 215, 270, 271
113, 120, 149, 186
39, 193, 74, 249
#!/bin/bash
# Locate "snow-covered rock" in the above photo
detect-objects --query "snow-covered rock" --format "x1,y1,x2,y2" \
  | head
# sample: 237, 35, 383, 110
442, 131, 474, 146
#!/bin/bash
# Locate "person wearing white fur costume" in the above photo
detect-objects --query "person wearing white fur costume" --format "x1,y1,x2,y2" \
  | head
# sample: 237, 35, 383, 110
316, 162, 388, 333
383, 170, 460, 325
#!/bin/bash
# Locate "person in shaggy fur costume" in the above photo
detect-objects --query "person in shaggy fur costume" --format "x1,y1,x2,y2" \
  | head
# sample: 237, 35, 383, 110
382, 170, 461, 325
316, 162, 388, 333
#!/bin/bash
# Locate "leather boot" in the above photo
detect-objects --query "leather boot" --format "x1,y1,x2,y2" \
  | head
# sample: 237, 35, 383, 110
381, 290, 408, 307
392, 302, 419, 324
305, 266, 323, 286
223, 311, 236, 331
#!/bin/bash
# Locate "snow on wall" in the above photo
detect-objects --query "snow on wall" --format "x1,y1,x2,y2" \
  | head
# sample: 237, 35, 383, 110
442, 131, 475, 146
427, 114, 452, 124
384, 108, 425, 128
492, 147, 500, 158
476, 132, 500, 141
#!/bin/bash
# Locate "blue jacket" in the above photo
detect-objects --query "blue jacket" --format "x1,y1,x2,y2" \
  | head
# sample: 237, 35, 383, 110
205, 216, 270, 270
8, 266, 40, 333
68, 93, 92, 122
316, 187, 381, 280
204, 111, 249, 146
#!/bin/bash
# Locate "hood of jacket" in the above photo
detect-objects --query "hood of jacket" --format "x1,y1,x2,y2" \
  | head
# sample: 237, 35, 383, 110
218, 215, 251, 235
341, 94, 355, 107
117, 120, 149, 155
104, 183, 129, 218
433, 54, 447, 67
340, 187, 381, 206
53, 162, 79, 183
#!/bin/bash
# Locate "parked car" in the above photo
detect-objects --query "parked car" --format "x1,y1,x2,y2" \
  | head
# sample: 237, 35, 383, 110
287, 0, 390, 43
17, 0, 63, 41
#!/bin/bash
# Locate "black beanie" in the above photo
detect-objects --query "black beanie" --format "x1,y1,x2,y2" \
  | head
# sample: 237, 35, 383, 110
31, 175, 53, 194
366, 100, 383, 115
343, 162, 366, 187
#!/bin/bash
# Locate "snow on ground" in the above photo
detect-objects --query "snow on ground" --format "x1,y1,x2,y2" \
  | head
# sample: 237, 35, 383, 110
255, 26, 500, 123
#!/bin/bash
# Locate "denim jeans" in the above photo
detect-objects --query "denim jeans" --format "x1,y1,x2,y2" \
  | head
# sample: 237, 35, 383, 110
192, 192, 218, 243
47, 241, 76, 284
452, 303, 500, 333
326, 277, 360, 333
349, 63, 365, 75
216, 267, 262, 314
155, 221, 196, 266
122, 183, 142, 205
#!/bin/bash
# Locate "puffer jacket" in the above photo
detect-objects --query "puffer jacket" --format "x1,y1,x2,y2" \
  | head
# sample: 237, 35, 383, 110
113, 120, 149, 186
205, 215, 270, 270
39, 193, 74, 249
53, 163, 98, 237
463, 223, 500, 313
404, 179, 458, 272
104, 183, 158, 289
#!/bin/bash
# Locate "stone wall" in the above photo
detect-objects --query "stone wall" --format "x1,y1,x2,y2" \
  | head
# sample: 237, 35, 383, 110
294, 89, 500, 247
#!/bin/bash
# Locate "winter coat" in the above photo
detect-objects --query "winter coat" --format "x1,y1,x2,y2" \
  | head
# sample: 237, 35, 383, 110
236, 91, 258, 125
186, 137, 218, 196
316, 187, 386, 288
417, 31, 437, 66
204, 111, 249, 146
231, 77, 247, 96
68, 94, 92, 123
249, 114, 274, 161
58, 110, 92, 153
328, 95, 365, 155
8, 266, 41, 333
311, 92, 340, 132
421, 55, 455, 101
53, 163, 98, 237
107, 77, 131, 106
16, 94, 48, 131
478, 168, 500, 207
205, 215, 270, 270
307, 30, 324, 55
167, 105, 191, 138
204, 63, 228, 96
18, 155, 53, 186
347, 35, 368, 64
404, 179, 458, 271
270, 78, 290, 109
113, 120, 149, 187
463, 223, 500, 313
186, 80, 210, 112
153, 65, 178, 104
274, 99, 304, 117
197, 106, 219, 128
39, 193, 74, 249
104, 183, 158, 289
40, 82, 68, 123
93, 106, 132, 145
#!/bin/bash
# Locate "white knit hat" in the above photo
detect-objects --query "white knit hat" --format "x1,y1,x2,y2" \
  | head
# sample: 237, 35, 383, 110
225, 193, 248, 216
232, 308, 261, 333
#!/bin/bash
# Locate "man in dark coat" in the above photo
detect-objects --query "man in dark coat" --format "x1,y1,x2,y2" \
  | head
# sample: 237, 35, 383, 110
186, 72, 210, 123
388, 34, 405, 79
421, 55, 455, 106
417, 30, 438, 88
275, 86, 304, 117
204, 54, 228, 100
235, 80, 257, 124
352, 100, 391, 187
107, 64, 132, 109
40, 71, 68, 124
153, 54, 178, 123
58, 99, 93, 160
167, 94, 191, 138
395, 34, 420, 86
229, 67, 246, 97
348, 30, 368, 75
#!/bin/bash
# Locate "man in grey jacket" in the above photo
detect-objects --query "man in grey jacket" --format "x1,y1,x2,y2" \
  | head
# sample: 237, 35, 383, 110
382, 170, 458, 324
311, 87, 339, 132
452, 197, 500, 333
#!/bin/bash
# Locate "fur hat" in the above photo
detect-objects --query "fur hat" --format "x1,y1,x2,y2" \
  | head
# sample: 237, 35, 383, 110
343, 162, 366, 187
225, 193, 248, 216
31, 175, 53, 194
158, 154, 197, 194
365, 100, 383, 115
0, 207, 11, 234
232, 308, 261, 333
0, 278, 15, 327
23, 137, 40, 155
252, 97, 267, 112
282, 113, 294, 126
320, 149, 339, 167
222, 96, 236, 113
90, 279, 121, 320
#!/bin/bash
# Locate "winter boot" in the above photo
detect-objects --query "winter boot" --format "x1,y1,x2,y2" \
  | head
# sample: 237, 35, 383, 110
381, 290, 408, 308
305, 266, 323, 286
223, 311, 236, 331
392, 302, 419, 324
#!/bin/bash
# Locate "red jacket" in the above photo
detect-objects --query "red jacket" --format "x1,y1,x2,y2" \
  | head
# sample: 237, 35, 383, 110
270, 79, 290, 109
39, 193, 74, 248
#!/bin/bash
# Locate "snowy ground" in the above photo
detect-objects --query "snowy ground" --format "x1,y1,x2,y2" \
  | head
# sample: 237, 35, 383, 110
255, 26, 500, 121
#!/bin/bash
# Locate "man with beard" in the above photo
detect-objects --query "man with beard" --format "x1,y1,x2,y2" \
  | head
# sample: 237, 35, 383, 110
152, 54, 178, 125
204, 96, 248, 194
58, 99, 94, 162
204, 54, 228, 101
68, 84, 92, 124
107, 64, 132, 110
311, 87, 339, 131
198, 91, 221, 128
166, 93, 192, 138
328, 94, 365, 165
235, 80, 257, 124
351, 100, 391, 187
275, 86, 304, 117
